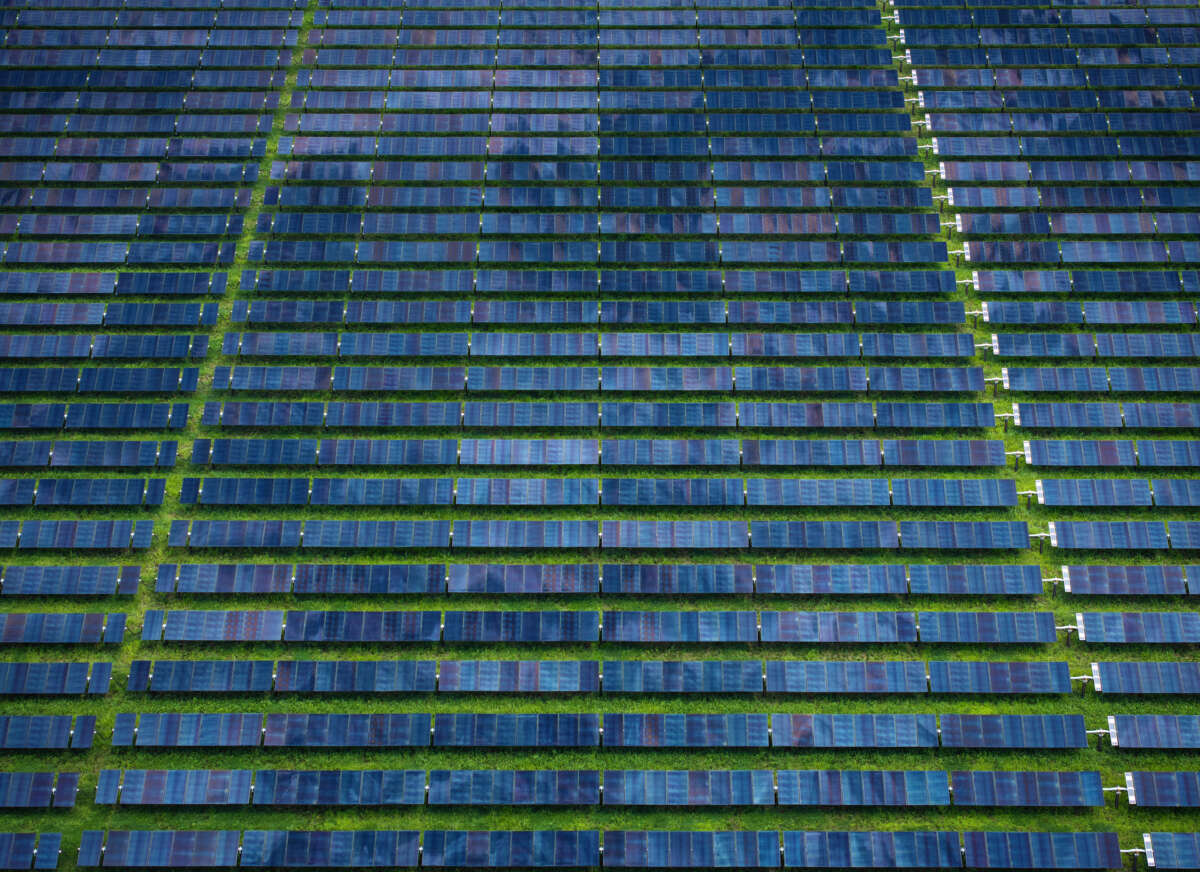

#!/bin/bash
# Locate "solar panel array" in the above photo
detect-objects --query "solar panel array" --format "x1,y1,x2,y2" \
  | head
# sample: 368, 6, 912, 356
0, 0, 1197, 865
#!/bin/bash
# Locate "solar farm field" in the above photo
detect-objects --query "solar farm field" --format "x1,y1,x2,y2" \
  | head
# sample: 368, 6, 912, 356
0, 0, 1198, 868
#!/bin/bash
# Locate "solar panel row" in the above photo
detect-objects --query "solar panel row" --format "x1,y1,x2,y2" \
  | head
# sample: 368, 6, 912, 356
225, 331, 977, 360
0, 521, 152, 550
230, 299, 966, 324
207, 363, 987, 393
124, 658, 1075, 695
109, 712, 1094, 749
139, 609, 1061, 643
155, 562, 1045, 596
1050, 521, 1200, 550
91, 767, 1110, 808
165, 520, 1035, 550
199, 409, 1001, 431
178, 476, 1021, 507
0, 662, 111, 696
71, 829, 1139, 869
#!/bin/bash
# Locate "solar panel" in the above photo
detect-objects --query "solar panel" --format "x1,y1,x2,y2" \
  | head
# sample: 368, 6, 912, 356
1048, 522, 1169, 550
1062, 565, 1187, 596
603, 831, 777, 868
438, 661, 598, 694
1126, 772, 1200, 808
939, 715, 1087, 749
1145, 833, 1200, 871
252, 771, 425, 807
603, 661, 762, 694
293, 565, 444, 596
282, 611, 442, 643
0, 772, 76, 809
602, 611, 758, 644
603, 770, 773, 806
428, 771, 599, 806
918, 612, 1057, 644
433, 714, 599, 748
756, 565, 906, 595
1078, 613, 1200, 644
116, 714, 263, 748
420, 831, 598, 869
129, 661, 274, 694
80, 831, 241, 868
951, 771, 1104, 807
772, 715, 938, 748
776, 771, 949, 806
762, 611, 917, 644
782, 831, 961, 869
908, 565, 1042, 596
1092, 662, 1200, 695
962, 832, 1122, 871
238, 831, 420, 868
274, 661, 437, 694
107, 770, 253, 806
263, 714, 430, 748
928, 661, 1071, 694
602, 714, 769, 748
765, 661, 926, 695
601, 564, 752, 596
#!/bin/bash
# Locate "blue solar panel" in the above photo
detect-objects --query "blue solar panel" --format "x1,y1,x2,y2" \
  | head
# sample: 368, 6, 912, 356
1109, 715, 1200, 750
919, 612, 1056, 644
603, 831, 776, 868
433, 714, 598, 748
900, 521, 1030, 550
1050, 522, 1169, 550
282, 611, 441, 643
772, 715, 938, 748
129, 661, 274, 694
750, 521, 899, 549
603, 661, 762, 695
893, 479, 1018, 507
603, 611, 757, 644
963, 832, 1122, 871
929, 661, 1070, 694
1079, 612, 1200, 644
602, 770, 773, 806
238, 831, 420, 868
1093, 662, 1200, 695
782, 831, 961, 869
908, 565, 1042, 596
762, 611, 917, 644
421, 831, 597, 869
747, 479, 889, 507
438, 661, 599, 694
951, 771, 1104, 807
756, 564, 906, 595
263, 714, 430, 748
1145, 833, 1200, 871
292, 565, 444, 596
428, 771, 599, 806
274, 661, 437, 694
107, 770, 254, 806
0, 772, 75, 809
777, 770, 949, 806
601, 564, 751, 596
602, 714, 769, 748
1063, 565, 1186, 596
1127, 772, 1200, 808
2, 566, 138, 597
940, 715, 1087, 749
250, 770, 423, 808
765, 661, 926, 695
